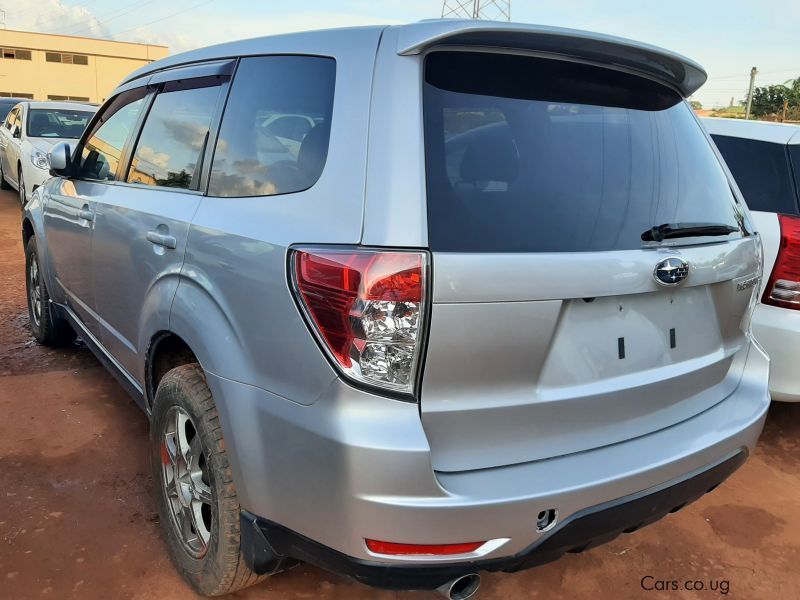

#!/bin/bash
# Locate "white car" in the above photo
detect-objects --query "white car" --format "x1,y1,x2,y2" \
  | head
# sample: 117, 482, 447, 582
703, 117, 800, 401
0, 101, 96, 204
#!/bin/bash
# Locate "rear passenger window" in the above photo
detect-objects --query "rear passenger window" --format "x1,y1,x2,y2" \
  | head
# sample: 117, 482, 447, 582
127, 81, 222, 190
79, 90, 147, 181
208, 56, 335, 198
711, 135, 799, 215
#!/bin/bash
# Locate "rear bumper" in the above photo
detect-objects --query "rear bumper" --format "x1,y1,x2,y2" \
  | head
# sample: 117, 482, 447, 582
207, 338, 769, 582
752, 302, 800, 401
241, 451, 746, 590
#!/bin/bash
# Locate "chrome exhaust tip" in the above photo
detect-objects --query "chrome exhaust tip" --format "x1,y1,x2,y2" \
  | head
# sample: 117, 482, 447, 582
437, 573, 481, 600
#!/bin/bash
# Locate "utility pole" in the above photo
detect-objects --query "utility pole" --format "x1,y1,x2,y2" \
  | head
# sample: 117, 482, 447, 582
745, 66, 758, 120
441, 0, 511, 21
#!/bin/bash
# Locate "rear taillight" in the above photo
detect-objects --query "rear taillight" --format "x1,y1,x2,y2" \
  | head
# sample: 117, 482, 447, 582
290, 248, 427, 395
763, 214, 800, 310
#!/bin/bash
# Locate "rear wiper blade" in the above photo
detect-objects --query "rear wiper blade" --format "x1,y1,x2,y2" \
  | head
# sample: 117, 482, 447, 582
641, 222, 739, 243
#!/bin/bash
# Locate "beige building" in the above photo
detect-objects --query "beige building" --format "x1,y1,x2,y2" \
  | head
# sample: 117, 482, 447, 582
0, 29, 168, 104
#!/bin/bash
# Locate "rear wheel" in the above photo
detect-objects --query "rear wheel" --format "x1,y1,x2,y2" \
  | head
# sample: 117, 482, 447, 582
25, 236, 75, 346
151, 364, 268, 596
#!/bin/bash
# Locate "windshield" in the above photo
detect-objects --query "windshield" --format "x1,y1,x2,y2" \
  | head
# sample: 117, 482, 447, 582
423, 51, 745, 253
27, 108, 93, 139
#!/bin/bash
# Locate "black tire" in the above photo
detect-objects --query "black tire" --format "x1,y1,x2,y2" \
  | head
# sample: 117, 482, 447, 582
151, 364, 268, 596
18, 167, 26, 206
0, 159, 10, 190
25, 236, 75, 346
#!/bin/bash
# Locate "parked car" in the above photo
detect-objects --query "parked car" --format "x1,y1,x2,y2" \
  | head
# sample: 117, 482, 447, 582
0, 97, 30, 121
23, 21, 770, 599
703, 117, 800, 401
0, 101, 96, 204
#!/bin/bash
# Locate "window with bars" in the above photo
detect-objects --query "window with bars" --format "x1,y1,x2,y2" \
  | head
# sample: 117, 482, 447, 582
1, 48, 32, 60
0, 92, 34, 99
48, 95, 91, 102
45, 52, 89, 65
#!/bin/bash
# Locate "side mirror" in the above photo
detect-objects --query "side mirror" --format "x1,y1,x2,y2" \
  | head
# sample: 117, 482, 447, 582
48, 141, 73, 177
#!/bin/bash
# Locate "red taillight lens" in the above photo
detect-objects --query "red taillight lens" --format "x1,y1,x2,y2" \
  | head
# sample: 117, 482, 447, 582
292, 248, 427, 394
365, 539, 484, 556
763, 214, 800, 310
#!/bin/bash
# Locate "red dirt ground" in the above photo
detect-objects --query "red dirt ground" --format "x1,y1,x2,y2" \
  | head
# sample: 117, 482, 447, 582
1, 189, 799, 599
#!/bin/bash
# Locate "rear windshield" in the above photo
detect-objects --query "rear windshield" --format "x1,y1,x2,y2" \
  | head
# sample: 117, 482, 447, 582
423, 51, 745, 252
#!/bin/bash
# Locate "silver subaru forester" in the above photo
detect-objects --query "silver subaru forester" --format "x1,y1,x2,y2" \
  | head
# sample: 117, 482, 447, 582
23, 20, 770, 599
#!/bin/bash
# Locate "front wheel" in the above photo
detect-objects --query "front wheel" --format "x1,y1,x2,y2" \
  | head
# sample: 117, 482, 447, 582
151, 364, 268, 596
25, 236, 75, 346
18, 167, 25, 205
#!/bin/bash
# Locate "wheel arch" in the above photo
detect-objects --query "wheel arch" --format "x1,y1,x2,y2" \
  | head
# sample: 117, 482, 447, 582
21, 216, 34, 248
21, 185, 58, 301
145, 330, 199, 411
146, 275, 251, 412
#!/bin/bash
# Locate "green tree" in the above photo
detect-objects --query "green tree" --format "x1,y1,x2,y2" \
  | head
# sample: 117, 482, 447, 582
750, 77, 800, 118
158, 169, 192, 188
689, 99, 703, 110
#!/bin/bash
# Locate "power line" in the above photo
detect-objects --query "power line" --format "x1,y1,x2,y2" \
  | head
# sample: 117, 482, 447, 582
60, 0, 160, 37
113, 0, 214, 39
441, 0, 511, 21
707, 68, 799, 80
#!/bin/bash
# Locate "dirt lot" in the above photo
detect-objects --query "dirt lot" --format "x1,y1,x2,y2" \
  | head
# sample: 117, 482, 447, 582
1, 188, 800, 600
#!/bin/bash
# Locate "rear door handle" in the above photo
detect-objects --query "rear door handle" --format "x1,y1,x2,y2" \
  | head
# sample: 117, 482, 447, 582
79, 207, 94, 221
147, 231, 177, 249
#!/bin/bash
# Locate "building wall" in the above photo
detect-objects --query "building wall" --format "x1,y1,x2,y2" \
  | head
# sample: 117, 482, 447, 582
0, 29, 168, 103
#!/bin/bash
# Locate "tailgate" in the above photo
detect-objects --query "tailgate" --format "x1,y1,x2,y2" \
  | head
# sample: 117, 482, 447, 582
418, 49, 759, 472
421, 241, 759, 472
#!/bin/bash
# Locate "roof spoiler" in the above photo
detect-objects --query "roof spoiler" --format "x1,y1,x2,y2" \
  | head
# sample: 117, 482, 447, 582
396, 21, 706, 97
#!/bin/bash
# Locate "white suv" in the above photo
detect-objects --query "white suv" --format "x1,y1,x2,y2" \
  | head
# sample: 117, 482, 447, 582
704, 117, 800, 401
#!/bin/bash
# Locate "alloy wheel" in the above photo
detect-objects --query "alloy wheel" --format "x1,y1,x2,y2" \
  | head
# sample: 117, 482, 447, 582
28, 251, 41, 327
161, 406, 213, 558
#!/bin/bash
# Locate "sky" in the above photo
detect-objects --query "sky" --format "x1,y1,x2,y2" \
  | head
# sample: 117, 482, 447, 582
4, 0, 799, 108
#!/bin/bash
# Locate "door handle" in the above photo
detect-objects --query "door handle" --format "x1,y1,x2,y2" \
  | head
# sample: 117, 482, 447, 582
78, 207, 94, 221
147, 231, 177, 249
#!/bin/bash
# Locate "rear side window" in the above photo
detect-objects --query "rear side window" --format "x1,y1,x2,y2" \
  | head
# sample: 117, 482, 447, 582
78, 90, 147, 181
423, 52, 744, 253
127, 81, 222, 190
208, 55, 335, 197
711, 135, 799, 215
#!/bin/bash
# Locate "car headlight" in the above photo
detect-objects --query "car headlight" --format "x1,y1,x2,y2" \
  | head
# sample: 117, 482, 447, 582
31, 149, 49, 170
